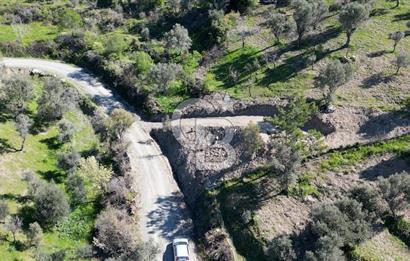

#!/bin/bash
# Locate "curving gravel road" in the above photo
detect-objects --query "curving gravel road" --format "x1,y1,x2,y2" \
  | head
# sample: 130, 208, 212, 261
0, 58, 198, 261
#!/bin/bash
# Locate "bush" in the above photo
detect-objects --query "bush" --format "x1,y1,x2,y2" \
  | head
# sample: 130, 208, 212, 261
267, 235, 296, 261
57, 149, 81, 172
57, 120, 75, 144
27, 40, 56, 57
384, 216, 410, 247
33, 181, 70, 228
133, 51, 154, 74
37, 78, 79, 123
93, 206, 139, 257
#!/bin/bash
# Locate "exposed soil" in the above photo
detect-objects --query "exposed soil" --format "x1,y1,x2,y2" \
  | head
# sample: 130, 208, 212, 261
313, 106, 410, 149
255, 153, 410, 244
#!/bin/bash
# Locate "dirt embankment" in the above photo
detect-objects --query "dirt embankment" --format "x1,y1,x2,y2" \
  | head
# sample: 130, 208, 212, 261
152, 93, 410, 203
151, 126, 268, 206
150, 92, 287, 121
153, 93, 410, 150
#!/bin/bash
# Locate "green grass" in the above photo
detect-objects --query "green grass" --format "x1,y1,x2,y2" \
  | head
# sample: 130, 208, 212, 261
0, 80, 100, 259
0, 22, 59, 45
352, 230, 410, 261
320, 134, 410, 171
211, 169, 272, 261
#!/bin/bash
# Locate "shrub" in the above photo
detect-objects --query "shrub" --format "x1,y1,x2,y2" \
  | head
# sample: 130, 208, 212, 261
133, 51, 154, 74
57, 120, 75, 144
267, 235, 296, 261
37, 78, 79, 123
33, 181, 70, 228
93, 206, 139, 257
57, 149, 81, 172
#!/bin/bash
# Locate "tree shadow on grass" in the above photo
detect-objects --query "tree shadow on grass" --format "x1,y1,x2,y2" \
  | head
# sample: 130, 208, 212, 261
367, 50, 389, 58
0, 113, 13, 123
212, 26, 343, 89
217, 170, 280, 261
393, 12, 410, 22
370, 8, 390, 17
212, 48, 261, 87
37, 170, 65, 184
0, 193, 29, 204
259, 27, 344, 86
0, 138, 16, 154
360, 73, 395, 88
17, 205, 36, 229
39, 136, 61, 150
10, 240, 28, 252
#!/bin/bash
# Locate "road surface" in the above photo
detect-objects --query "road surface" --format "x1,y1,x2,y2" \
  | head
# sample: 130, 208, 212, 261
0, 58, 198, 260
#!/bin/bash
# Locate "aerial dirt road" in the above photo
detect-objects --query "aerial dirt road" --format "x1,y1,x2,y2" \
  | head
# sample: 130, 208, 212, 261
0, 58, 198, 260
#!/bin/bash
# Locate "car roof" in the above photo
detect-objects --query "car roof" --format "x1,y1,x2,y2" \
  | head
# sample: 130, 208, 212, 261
175, 243, 189, 257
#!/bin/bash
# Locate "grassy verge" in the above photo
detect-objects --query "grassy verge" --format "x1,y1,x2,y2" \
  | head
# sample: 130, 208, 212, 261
0, 79, 100, 260
0, 22, 59, 45
352, 229, 410, 261
320, 134, 410, 171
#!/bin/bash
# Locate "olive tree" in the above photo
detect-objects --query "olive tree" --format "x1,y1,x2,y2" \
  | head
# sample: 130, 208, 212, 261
268, 13, 293, 44
26, 222, 43, 248
310, 0, 328, 30
0, 201, 9, 223
5, 216, 22, 243
57, 120, 75, 144
339, 3, 369, 47
164, 23, 192, 55
348, 185, 385, 222
108, 108, 134, 141
76, 157, 113, 200
267, 235, 296, 261
389, 31, 404, 53
57, 148, 80, 172
242, 122, 264, 159
317, 60, 353, 107
293, 0, 314, 47
208, 9, 231, 44
309, 199, 372, 258
167, 0, 181, 14
0, 74, 33, 114
37, 78, 78, 123
66, 173, 87, 206
15, 113, 32, 151
269, 138, 301, 195
394, 52, 410, 75
305, 235, 344, 261
149, 63, 182, 93
93, 207, 139, 257
33, 181, 70, 228
379, 172, 410, 218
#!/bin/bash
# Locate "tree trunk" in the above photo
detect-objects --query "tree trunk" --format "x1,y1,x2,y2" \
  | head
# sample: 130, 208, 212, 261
19, 137, 26, 151
275, 34, 280, 45
345, 32, 351, 47
297, 33, 302, 48
393, 42, 397, 53
396, 65, 401, 75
